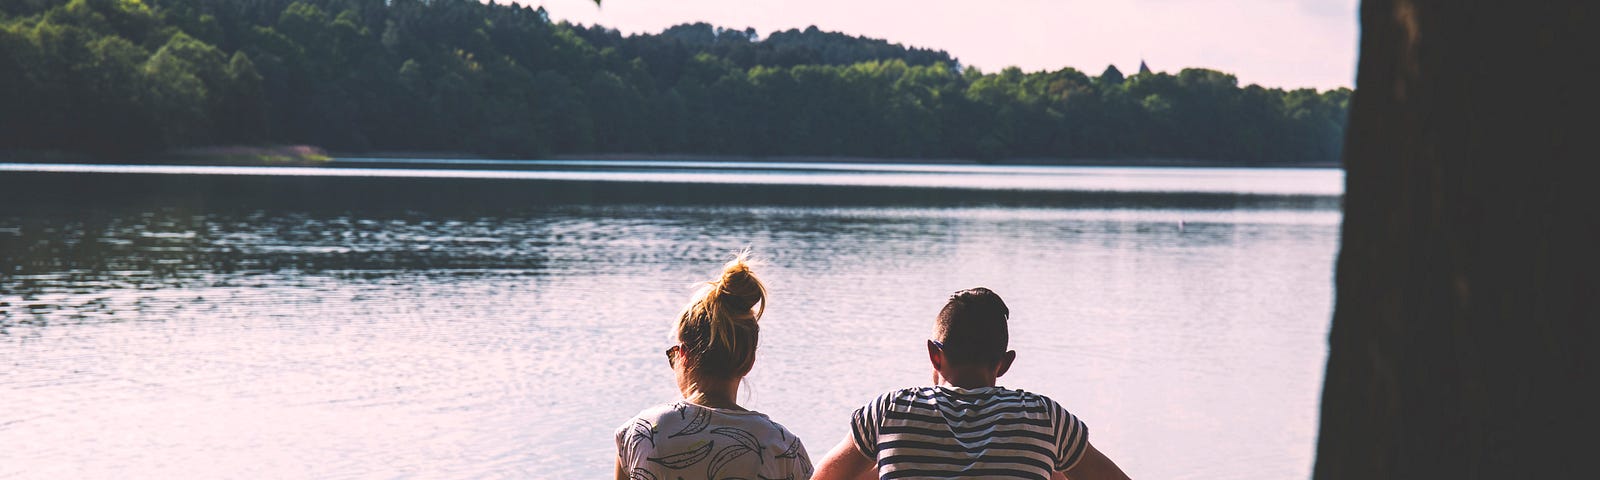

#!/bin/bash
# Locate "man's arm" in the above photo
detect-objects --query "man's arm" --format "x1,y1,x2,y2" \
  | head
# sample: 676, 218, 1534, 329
812, 436, 878, 480
1054, 442, 1129, 480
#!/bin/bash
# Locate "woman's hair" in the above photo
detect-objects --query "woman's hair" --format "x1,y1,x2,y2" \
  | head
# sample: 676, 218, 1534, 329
675, 250, 767, 380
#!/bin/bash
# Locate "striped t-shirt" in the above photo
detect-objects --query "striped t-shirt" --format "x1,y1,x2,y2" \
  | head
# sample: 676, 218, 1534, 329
850, 386, 1088, 480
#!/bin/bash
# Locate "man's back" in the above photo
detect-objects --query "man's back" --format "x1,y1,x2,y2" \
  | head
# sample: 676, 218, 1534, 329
850, 385, 1088, 480
813, 288, 1126, 480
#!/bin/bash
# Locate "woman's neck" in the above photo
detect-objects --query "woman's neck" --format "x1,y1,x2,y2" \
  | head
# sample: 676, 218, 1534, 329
682, 377, 743, 410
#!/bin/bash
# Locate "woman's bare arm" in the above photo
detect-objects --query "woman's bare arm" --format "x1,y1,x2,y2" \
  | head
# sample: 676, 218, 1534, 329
812, 436, 878, 480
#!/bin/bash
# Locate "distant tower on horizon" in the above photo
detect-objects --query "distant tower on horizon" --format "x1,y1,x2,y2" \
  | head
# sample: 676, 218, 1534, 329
1138, 59, 1152, 75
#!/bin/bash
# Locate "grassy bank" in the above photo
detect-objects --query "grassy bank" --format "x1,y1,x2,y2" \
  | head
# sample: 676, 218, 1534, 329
1, 146, 330, 166
164, 146, 332, 165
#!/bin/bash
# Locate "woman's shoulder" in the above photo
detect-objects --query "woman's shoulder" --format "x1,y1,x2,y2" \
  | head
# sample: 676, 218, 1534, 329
626, 402, 689, 422
617, 400, 780, 428
742, 411, 800, 443
696, 403, 793, 439
615, 401, 689, 439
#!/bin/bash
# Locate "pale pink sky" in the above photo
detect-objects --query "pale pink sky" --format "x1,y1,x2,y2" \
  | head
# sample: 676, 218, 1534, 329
520, 0, 1358, 90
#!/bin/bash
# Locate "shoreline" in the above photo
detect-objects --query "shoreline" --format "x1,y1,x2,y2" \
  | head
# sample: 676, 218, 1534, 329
1, 148, 1341, 169
391, 152, 1341, 169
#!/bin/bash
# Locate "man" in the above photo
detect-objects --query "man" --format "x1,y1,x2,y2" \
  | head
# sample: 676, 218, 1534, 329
813, 288, 1130, 480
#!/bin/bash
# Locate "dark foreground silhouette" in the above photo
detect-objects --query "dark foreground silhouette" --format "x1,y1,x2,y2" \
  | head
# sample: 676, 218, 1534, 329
1317, 1, 1595, 477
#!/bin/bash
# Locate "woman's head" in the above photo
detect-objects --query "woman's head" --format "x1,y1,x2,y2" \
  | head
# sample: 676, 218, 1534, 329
673, 251, 767, 382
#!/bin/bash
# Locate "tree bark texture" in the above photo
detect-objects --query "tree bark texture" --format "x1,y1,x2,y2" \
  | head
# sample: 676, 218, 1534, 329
1316, 1, 1597, 478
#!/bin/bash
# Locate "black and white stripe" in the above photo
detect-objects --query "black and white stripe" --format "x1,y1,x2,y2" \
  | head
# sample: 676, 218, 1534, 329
851, 386, 1088, 479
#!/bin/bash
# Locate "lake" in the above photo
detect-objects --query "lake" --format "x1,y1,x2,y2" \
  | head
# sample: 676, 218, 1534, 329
0, 160, 1341, 479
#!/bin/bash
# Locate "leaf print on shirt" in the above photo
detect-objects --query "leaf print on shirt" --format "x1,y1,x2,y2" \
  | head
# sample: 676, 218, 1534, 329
774, 438, 802, 459
646, 440, 713, 469
628, 467, 658, 480
707, 443, 755, 479
711, 426, 763, 460
623, 419, 657, 463
766, 417, 787, 441
669, 407, 712, 438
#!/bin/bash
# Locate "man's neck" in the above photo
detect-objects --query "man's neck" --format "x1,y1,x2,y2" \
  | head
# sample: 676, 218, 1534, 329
936, 370, 998, 389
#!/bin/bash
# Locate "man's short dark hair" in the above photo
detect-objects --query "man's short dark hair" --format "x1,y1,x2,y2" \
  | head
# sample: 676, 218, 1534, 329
933, 287, 1010, 366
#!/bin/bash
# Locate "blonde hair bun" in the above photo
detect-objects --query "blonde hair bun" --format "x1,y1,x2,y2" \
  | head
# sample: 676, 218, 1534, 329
715, 252, 765, 316
675, 249, 768, 380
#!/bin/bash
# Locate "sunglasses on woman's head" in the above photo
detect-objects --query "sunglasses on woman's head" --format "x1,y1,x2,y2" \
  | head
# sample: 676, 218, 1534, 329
665, 345, 680, 367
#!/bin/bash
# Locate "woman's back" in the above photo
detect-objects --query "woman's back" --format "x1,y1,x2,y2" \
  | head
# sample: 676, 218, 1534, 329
614, 251, 811, 479
618, 401, 812, 480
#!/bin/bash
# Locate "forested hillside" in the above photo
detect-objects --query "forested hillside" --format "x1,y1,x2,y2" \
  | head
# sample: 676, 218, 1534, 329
0, 0, 1350, 163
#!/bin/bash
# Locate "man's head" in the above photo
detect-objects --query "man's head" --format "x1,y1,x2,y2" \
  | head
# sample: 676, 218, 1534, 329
928, 288, 1016, 386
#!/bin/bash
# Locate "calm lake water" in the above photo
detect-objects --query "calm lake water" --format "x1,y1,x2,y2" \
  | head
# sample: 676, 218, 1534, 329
0, 160, 1341, 479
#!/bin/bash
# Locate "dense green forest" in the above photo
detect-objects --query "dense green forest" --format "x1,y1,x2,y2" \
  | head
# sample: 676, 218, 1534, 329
0, 0, 1350, 163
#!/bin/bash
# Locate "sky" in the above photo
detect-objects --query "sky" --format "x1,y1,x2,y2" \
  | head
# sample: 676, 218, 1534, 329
522, 0, 1359, 90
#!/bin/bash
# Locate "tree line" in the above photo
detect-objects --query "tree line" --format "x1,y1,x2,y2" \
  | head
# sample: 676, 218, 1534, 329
1, 0, 1350, 163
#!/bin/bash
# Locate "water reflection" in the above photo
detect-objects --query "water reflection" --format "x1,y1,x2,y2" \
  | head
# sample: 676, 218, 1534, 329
1, 167, 1339, 479
2, 161, 1345, 196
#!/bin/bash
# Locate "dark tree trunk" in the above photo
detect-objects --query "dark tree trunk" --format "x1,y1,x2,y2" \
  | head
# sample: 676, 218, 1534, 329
1316, 1, 1598, 478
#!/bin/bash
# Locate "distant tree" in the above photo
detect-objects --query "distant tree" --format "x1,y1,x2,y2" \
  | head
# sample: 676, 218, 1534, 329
0, 22, 37, 148
216, 51, 265, 143
143, 32, 221, 146
0, 0, 1347, 164
1098, 64, 1124, 85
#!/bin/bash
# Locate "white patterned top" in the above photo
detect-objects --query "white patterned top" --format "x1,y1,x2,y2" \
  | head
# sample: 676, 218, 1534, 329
617, 401, 813, 480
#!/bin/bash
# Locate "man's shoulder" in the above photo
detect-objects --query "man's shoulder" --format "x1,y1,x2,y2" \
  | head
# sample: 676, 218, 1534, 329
861, 386, 1060, 406
852, 386, 938, 413
867, 386, 938, 403
994, 386, 1053, 402
993, 387, 1070, 413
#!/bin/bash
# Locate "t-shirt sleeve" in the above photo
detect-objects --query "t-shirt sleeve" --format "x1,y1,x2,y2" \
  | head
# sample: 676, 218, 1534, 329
850, 393, 891, 458
792, 434, 816, 479
614, 420, 630, 461
1050, 399, 1090, 471
617, 417, 653, 466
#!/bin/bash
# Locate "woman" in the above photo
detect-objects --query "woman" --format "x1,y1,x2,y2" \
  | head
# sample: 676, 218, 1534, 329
615, 252, 813, 480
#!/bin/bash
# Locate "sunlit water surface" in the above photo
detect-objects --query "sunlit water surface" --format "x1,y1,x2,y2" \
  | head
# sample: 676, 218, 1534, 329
1, 161, 1340, 479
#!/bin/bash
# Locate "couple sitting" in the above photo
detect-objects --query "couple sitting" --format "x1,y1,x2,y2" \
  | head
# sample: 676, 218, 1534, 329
616, 254, 1129, 480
